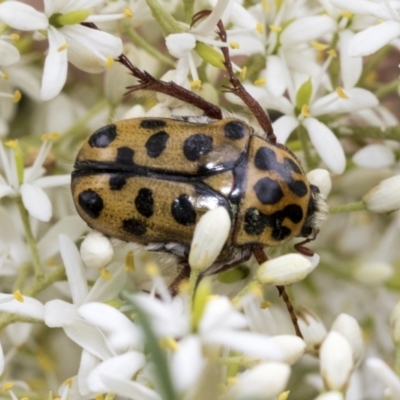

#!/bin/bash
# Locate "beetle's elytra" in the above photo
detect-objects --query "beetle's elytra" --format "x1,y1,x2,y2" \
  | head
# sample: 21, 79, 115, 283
71, 116, 325, 274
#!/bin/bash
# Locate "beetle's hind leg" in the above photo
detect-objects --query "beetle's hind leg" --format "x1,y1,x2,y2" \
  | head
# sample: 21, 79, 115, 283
117, 54, 223, 120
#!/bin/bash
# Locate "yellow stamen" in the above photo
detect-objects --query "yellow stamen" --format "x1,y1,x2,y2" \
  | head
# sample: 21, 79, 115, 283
326, 49, 337, 58
10, 33, 20, 41
37, 349, 56, 372
124, 250, 135, 271
269, 25, 282, 33
21, 397, 29, 400
227, 377, 237, 386
249, 282, 263, 298
311, 40, 328, 51
2, 382, 14, 391
123, 8, 133, 18
57, 43, 68, 52
65, 378, 73, 387
95, 395, 104, 400
278, 391, 290, 400
341, 11, 353, 19
336, 87, 349, 99
260, 300, 272, 309
301, 104, 311, 117
190, 79, 202, 89
13, 90, 21, 103
41, 132, 61, 141
46, 257, 57, 266
159, 337, 179, 351
262, 0, 269, 11
254, 78, 267, 86
145, 262, 160, 277
106, 55, 114, 68
99, 268, 112, 280
240, 66, 247, 79
13, 290, 24, 302
256, 22, 264, 34
5, 140, 18, 148
178, 279, 190, 294
2, 72, 9, 80
229, 42, 240, 49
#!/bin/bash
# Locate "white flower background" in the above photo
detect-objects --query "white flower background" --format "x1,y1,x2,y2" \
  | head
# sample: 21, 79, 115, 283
0, 0, 400, 399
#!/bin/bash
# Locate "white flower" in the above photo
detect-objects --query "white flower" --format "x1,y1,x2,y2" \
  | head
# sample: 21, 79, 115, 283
0, 137, 70, 221
80, 231, 114, 269
0, 0, 124, 100
352, 144, 396, 169
297, 308, 327, 355
367, 358, 400, 399
363, 175, 400, 213
307, 169, 332, 199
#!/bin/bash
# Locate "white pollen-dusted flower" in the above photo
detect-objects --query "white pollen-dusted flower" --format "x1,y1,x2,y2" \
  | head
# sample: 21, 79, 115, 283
80, 231, 114, 269
352, 144, 395, 169
297, 308, 327, 355
226, 362, 290, 400
320, 331, 354, 391
307, 169, 332, 199
313, 392, 344, 400
353, 261, 394, 285
363, 175, 400, 213
256, 254, 315, 285
367, 358, 400, 399
189, 206, 231, 272
331, 314, 364, 367
390, 300, 400, 342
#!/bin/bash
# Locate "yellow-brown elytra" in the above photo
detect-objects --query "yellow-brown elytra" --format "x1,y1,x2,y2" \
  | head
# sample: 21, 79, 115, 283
71, 20, 327, 295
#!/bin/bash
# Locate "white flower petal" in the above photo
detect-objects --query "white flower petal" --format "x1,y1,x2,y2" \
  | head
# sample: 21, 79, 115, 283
59, 234, 88, 306
228, 362, 290, 400
352, 144, 395, 169
367, 358, 400, 399
0, 2, 48, 30
43, 299, 80, 327
306, 169, 332, 199
320, 331, 354, 391
330, 0, 392, 19
0, 294, 44, 319
41, 26, 68, 101
303, 118, 346, 175
80, 232, 114, 269
0, 340, 4, 375
281, 16, 336, 46
363, 175, 400, 213
166, 33, 196, 58
63, 25, 123, 73
189, 207, 231, 272
0, 184, 15, 199
340, 30, 362, 89
87, 351, 146, 393
20, 183, 52, 221
192, 0, 230, 34
297, 308, 327, 355
0, 41, 20, 67
6, 322, 32, 347
272, 115, 299, 144
79, 302, 142, 353
266, 56, 286, 96
349, 21, 400, 57
34, 174, 71, 188
77, 350, 100, 397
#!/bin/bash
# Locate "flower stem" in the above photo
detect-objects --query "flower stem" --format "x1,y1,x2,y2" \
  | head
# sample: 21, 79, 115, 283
375, 78, 399, 98
359, 45, 391, 84
188, 268, 201, 305
296, 125, 314, 170
16, 196, 43, 277
183, 0, 195, 23
329, 201, 365, 214
145, 0, 184, 35
395, 342, 400, 375
124, 29, 175, 67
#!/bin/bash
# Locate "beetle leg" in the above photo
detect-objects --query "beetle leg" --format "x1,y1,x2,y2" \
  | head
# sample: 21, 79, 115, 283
252, 245, 303, 339
294, 230, 319, 256
117, 54, 223, 120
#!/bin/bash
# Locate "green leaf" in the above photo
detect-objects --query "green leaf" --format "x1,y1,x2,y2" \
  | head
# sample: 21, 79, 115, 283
295, 78, 313, 111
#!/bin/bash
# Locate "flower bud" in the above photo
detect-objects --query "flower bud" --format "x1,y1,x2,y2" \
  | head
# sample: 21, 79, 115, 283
189, 207, 231, 272
80, 231, 114, 269
313, 392, 344, 400
307, 169, 332, 199
331, 313, 364, 366
320, 331, 354, 391
367, 358, 400, 399
353, 261, 393, 285
256, 254, 314, 285
297, 308, 327, 355
363, 175, 400, 213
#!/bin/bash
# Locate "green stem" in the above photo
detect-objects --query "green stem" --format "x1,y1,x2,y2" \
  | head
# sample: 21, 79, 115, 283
332, 125, 400, 141
188, 268, 201, 305
359, 45, 391, 84
124, 29, 175, 67
375, 79, 399, 98
16, 196, 43, 277
329, 201, 365, 214
395, 342, 400, 375
183, 0, 195, 23
296, 125, 314, 170
145, 0, 184, 35
13, 262, 31, 291
217, 357, 256, 368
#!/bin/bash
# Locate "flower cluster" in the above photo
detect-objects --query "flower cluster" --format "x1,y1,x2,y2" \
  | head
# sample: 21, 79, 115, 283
0, 0, 400, 399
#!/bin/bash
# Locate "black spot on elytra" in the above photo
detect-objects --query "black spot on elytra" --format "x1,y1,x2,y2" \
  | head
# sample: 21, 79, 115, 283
243, 204, 303, 241
116, 147, 134, 165
284, 157, 302, 174
89, 125, 117, 148
254, 147, 278, 171
183, 134, 213, 161
123, 218, 146, 236
254, 177, 283, 204
140, 119, 167, 129
78, 190, 104, 219
145, 131, 169, 158
171, 194, 196, 225
224, 121, 246, 140
288, 180, 308, 197
135, 188, 154, 218
109, 175, 127, 190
